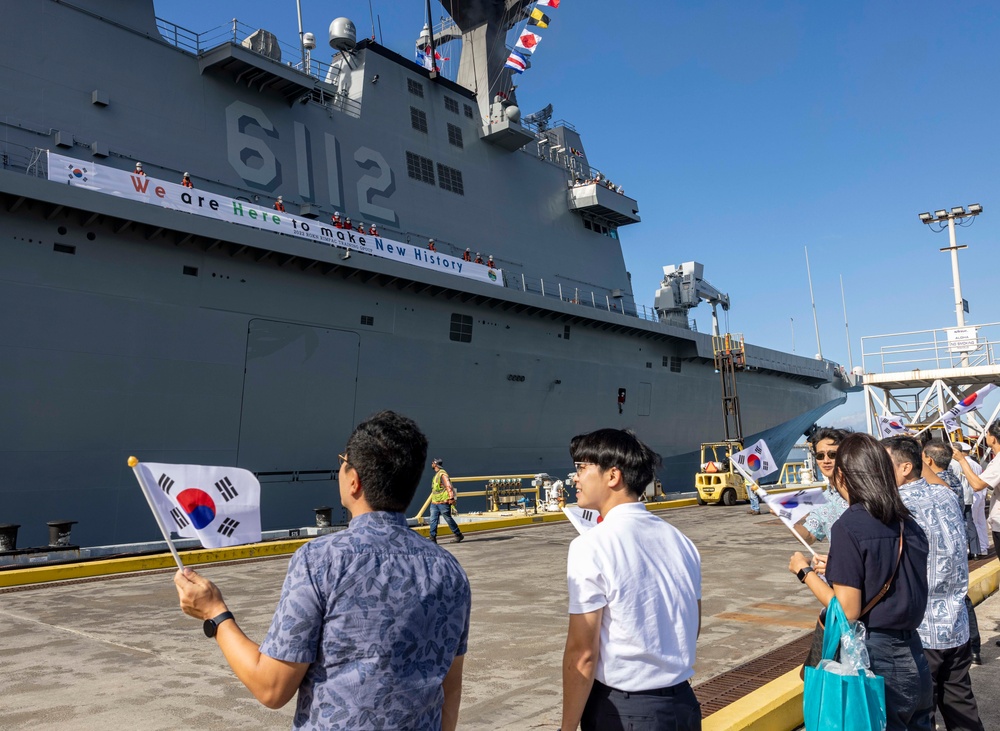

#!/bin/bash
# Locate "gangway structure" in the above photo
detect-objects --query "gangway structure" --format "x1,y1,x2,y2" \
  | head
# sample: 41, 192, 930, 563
860, 321, 1000, 445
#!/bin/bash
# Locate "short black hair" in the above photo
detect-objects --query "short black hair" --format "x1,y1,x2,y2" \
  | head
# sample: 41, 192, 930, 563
832, 433, 911, 525
988, 421, 1000, 442
569, 428, 660, 498
345, 410, 428, 512
882, 435, 922, 478
808, 426, 850, 450
922, 440, 952, 470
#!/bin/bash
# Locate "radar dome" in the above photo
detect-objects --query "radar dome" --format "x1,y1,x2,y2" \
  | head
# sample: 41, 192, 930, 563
329, 18, 357, 51
505, 105, 521, 123
303, 32, 316, 50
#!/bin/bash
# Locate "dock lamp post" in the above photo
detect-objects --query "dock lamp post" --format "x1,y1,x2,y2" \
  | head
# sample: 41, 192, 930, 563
918, 204, 983, 366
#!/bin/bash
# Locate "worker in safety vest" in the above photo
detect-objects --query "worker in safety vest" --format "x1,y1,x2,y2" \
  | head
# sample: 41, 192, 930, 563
474, 253, 483, 265
462, 248, 471, 262
429, 459, 464, 544
428, 239, 437, 252
134, 162, 146, 176
487, 255, 495, 269
368, 224, 378, 236
181, 172, 193, 188
273, 196, 285, 212
332, 212, 342, 228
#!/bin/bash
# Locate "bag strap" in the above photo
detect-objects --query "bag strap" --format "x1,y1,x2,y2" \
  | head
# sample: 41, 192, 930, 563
860, 522, 904, 618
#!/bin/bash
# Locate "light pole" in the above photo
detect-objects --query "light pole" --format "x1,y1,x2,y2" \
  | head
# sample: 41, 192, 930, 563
918, 204, 983, 365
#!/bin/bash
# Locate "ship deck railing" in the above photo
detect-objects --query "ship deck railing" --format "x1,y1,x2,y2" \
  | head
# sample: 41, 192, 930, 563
6, 143, 676, 329
861, 321, 1000, 374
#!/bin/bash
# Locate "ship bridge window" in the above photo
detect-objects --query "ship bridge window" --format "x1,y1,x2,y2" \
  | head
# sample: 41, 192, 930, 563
444, 96, 459, 114
670, 356, 682, 373
410, 107, 428, 133
450, 313, 473, 343
407, 79, 424, 97
464, 103, 475, 119
406, 152, 435, 185
447, 123, 463, 148
437, 164, 464, 195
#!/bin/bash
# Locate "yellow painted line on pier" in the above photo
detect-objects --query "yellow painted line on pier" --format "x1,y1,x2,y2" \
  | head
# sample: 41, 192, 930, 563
704, 558, 1000, 731
0, 497, 699, 588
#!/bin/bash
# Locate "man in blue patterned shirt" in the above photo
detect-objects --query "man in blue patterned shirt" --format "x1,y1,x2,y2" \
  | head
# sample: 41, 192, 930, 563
884, 436, 984, 731
175, 411, 472, 730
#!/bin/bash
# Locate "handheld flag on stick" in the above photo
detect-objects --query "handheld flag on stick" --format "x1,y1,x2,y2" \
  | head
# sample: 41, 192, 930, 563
759, 488, 828, 534
563, 505, 600, 534
129, 458, 262, 561
129, 456, 186, 569
731, 439, 778, 481
917, 383, 997, 435
876, 414, 913, 438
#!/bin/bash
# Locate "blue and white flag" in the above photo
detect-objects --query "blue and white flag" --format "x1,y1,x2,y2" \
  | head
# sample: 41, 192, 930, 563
942, 383, 997, 421
505, 50, 528, 73
138, 462, 262, 548
760, 488, 827, 531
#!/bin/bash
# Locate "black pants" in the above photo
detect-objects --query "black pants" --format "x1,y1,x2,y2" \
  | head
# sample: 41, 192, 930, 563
965, 596, 980, 656
924, 641, 985, 731
581, 679, 701, 731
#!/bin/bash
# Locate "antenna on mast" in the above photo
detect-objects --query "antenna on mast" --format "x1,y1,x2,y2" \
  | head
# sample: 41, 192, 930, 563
804, 246, 823, 360
368, 0, 376, 40
840, 274, 854, 371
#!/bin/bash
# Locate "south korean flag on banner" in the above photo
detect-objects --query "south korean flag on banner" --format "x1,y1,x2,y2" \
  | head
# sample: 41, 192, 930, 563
139, 462, 261, 548
731, 439, 778, 480
563, 505, 601, 534
760, 488, 828, 532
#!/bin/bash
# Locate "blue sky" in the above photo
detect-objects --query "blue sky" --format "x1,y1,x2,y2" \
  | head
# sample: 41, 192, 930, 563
162, 0, 1000, 430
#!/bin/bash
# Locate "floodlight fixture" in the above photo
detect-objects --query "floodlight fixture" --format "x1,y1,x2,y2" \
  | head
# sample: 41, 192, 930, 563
968, 203, 983, 214
951, 206, 965, 216
934, 209, 949, 218
918, 212, 933, 223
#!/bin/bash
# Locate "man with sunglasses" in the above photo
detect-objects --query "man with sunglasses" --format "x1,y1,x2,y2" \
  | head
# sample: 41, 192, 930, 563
173, 411, 471, 730
560, 428, 702, 731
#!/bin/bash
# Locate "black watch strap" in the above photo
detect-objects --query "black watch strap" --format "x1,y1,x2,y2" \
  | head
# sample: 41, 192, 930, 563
203, 611, 235, 638
797, 566, 814, 583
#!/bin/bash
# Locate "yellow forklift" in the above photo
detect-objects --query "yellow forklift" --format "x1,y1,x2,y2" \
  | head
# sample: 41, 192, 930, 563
695, 334, 753, 506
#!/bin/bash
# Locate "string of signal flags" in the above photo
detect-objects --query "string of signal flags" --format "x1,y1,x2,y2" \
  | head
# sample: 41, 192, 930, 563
506, 0, 561, 75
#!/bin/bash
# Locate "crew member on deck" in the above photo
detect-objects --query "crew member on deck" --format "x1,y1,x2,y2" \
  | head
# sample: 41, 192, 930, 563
332, 212, 342, 228
273, 196, 285, 212
181, 172, 193, 188
474, 253, 483, 265
357, 221, 365, 233
487, 255, 495, 269
368, 223, 378, 236
462, 248, 471, 262
428, 239, 437, 252
344, 217, 352, 230
134, 162, 146, 176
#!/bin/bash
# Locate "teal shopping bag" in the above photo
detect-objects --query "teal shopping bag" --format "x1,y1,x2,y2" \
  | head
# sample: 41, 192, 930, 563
802, 598, 886, 731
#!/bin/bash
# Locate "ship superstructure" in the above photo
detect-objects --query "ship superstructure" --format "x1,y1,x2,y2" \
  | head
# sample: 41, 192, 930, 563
0, 0, 854, 547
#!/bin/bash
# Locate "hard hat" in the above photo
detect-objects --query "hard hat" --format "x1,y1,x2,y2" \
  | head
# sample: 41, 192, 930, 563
136, 162, 142, 167
432, 458, 443, 467
183, 172, 189, 176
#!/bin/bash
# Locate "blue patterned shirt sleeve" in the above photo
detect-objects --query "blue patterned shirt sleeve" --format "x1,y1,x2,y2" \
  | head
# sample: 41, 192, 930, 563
803, 487, 848, 542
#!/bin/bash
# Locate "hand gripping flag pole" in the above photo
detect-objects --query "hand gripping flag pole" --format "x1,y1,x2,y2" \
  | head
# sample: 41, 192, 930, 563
128, 456, 185, 569
732, 459, 818, 557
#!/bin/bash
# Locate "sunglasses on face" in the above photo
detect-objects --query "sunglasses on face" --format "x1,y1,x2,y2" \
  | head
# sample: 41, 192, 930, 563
815, 451, 838, 461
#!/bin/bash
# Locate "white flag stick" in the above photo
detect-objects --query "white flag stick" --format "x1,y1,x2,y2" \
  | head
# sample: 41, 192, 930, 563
733, 459, 818, 557
128, 456, 185, 569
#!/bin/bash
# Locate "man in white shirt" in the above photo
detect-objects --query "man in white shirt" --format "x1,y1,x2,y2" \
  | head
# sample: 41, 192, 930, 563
561, 428, 702, 731
954, 422, 1000, 556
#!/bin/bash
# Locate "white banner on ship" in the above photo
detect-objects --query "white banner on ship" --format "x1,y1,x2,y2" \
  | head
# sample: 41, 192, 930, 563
46, 152, 503, 286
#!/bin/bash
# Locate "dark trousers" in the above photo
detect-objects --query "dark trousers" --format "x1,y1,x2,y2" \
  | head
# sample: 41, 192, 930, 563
428, 502, 461, 539
581, 679, 701, 731
964, 505, 980, 556
924, 641, 984, 731
866, 629, 932, 731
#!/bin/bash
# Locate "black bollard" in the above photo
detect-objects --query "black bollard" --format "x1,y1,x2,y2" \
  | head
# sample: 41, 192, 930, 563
313, 506, 333, 528
47, 520, 78, 547
0, 524, 20, 552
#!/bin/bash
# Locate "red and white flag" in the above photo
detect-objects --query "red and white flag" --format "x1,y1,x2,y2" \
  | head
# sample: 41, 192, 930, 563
515, 31, 542, 54
537, 0, 560, 7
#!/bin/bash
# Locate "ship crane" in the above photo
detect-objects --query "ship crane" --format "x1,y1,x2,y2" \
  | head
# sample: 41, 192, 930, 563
653, 262, 730, 335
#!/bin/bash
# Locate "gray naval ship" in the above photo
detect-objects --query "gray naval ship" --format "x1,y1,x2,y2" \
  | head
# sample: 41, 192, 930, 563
0, 0, 854, 548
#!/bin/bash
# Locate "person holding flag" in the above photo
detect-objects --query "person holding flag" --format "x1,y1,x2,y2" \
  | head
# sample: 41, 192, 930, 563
173, 411, 471, 731
796, 428, 850, 546
729, 438, 777, 515
953, 421, 1000, 551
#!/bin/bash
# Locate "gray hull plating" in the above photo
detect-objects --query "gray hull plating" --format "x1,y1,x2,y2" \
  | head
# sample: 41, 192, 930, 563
0, 1, 850, 547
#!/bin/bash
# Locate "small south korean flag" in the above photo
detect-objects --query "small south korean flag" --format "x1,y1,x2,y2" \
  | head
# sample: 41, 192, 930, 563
731, 439, 778, 480
563, 505, 601, 534
138, 462, 262, 548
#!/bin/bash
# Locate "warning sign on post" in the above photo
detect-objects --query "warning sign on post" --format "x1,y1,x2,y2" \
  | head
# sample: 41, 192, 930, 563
947, 327, 979, 353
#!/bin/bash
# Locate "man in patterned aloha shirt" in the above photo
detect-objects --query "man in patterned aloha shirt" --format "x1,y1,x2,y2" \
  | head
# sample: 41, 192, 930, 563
885, 436, 985, 731
175, 411, 471, 730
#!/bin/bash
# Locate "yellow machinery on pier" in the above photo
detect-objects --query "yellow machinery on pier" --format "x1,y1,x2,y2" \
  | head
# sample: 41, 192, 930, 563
696, 333, 751, 505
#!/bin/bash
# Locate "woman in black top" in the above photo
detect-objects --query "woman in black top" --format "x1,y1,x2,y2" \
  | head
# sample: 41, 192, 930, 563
789, 433, 932, 731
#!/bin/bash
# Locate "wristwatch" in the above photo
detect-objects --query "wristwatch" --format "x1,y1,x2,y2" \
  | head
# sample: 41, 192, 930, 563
203, 611, 235, 638
797, 566, 814, 584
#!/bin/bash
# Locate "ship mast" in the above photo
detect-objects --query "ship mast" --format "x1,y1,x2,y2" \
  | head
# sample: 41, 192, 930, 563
437, 0, 532, 118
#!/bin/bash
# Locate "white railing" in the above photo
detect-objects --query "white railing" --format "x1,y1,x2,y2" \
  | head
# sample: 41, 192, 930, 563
861, 322, 1000, 373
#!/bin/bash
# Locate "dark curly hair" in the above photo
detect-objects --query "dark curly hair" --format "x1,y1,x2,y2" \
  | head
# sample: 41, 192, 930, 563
345, 411, 428, 512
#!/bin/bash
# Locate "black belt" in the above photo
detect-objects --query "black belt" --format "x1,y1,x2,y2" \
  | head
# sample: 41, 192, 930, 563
595, 679, 690, 698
